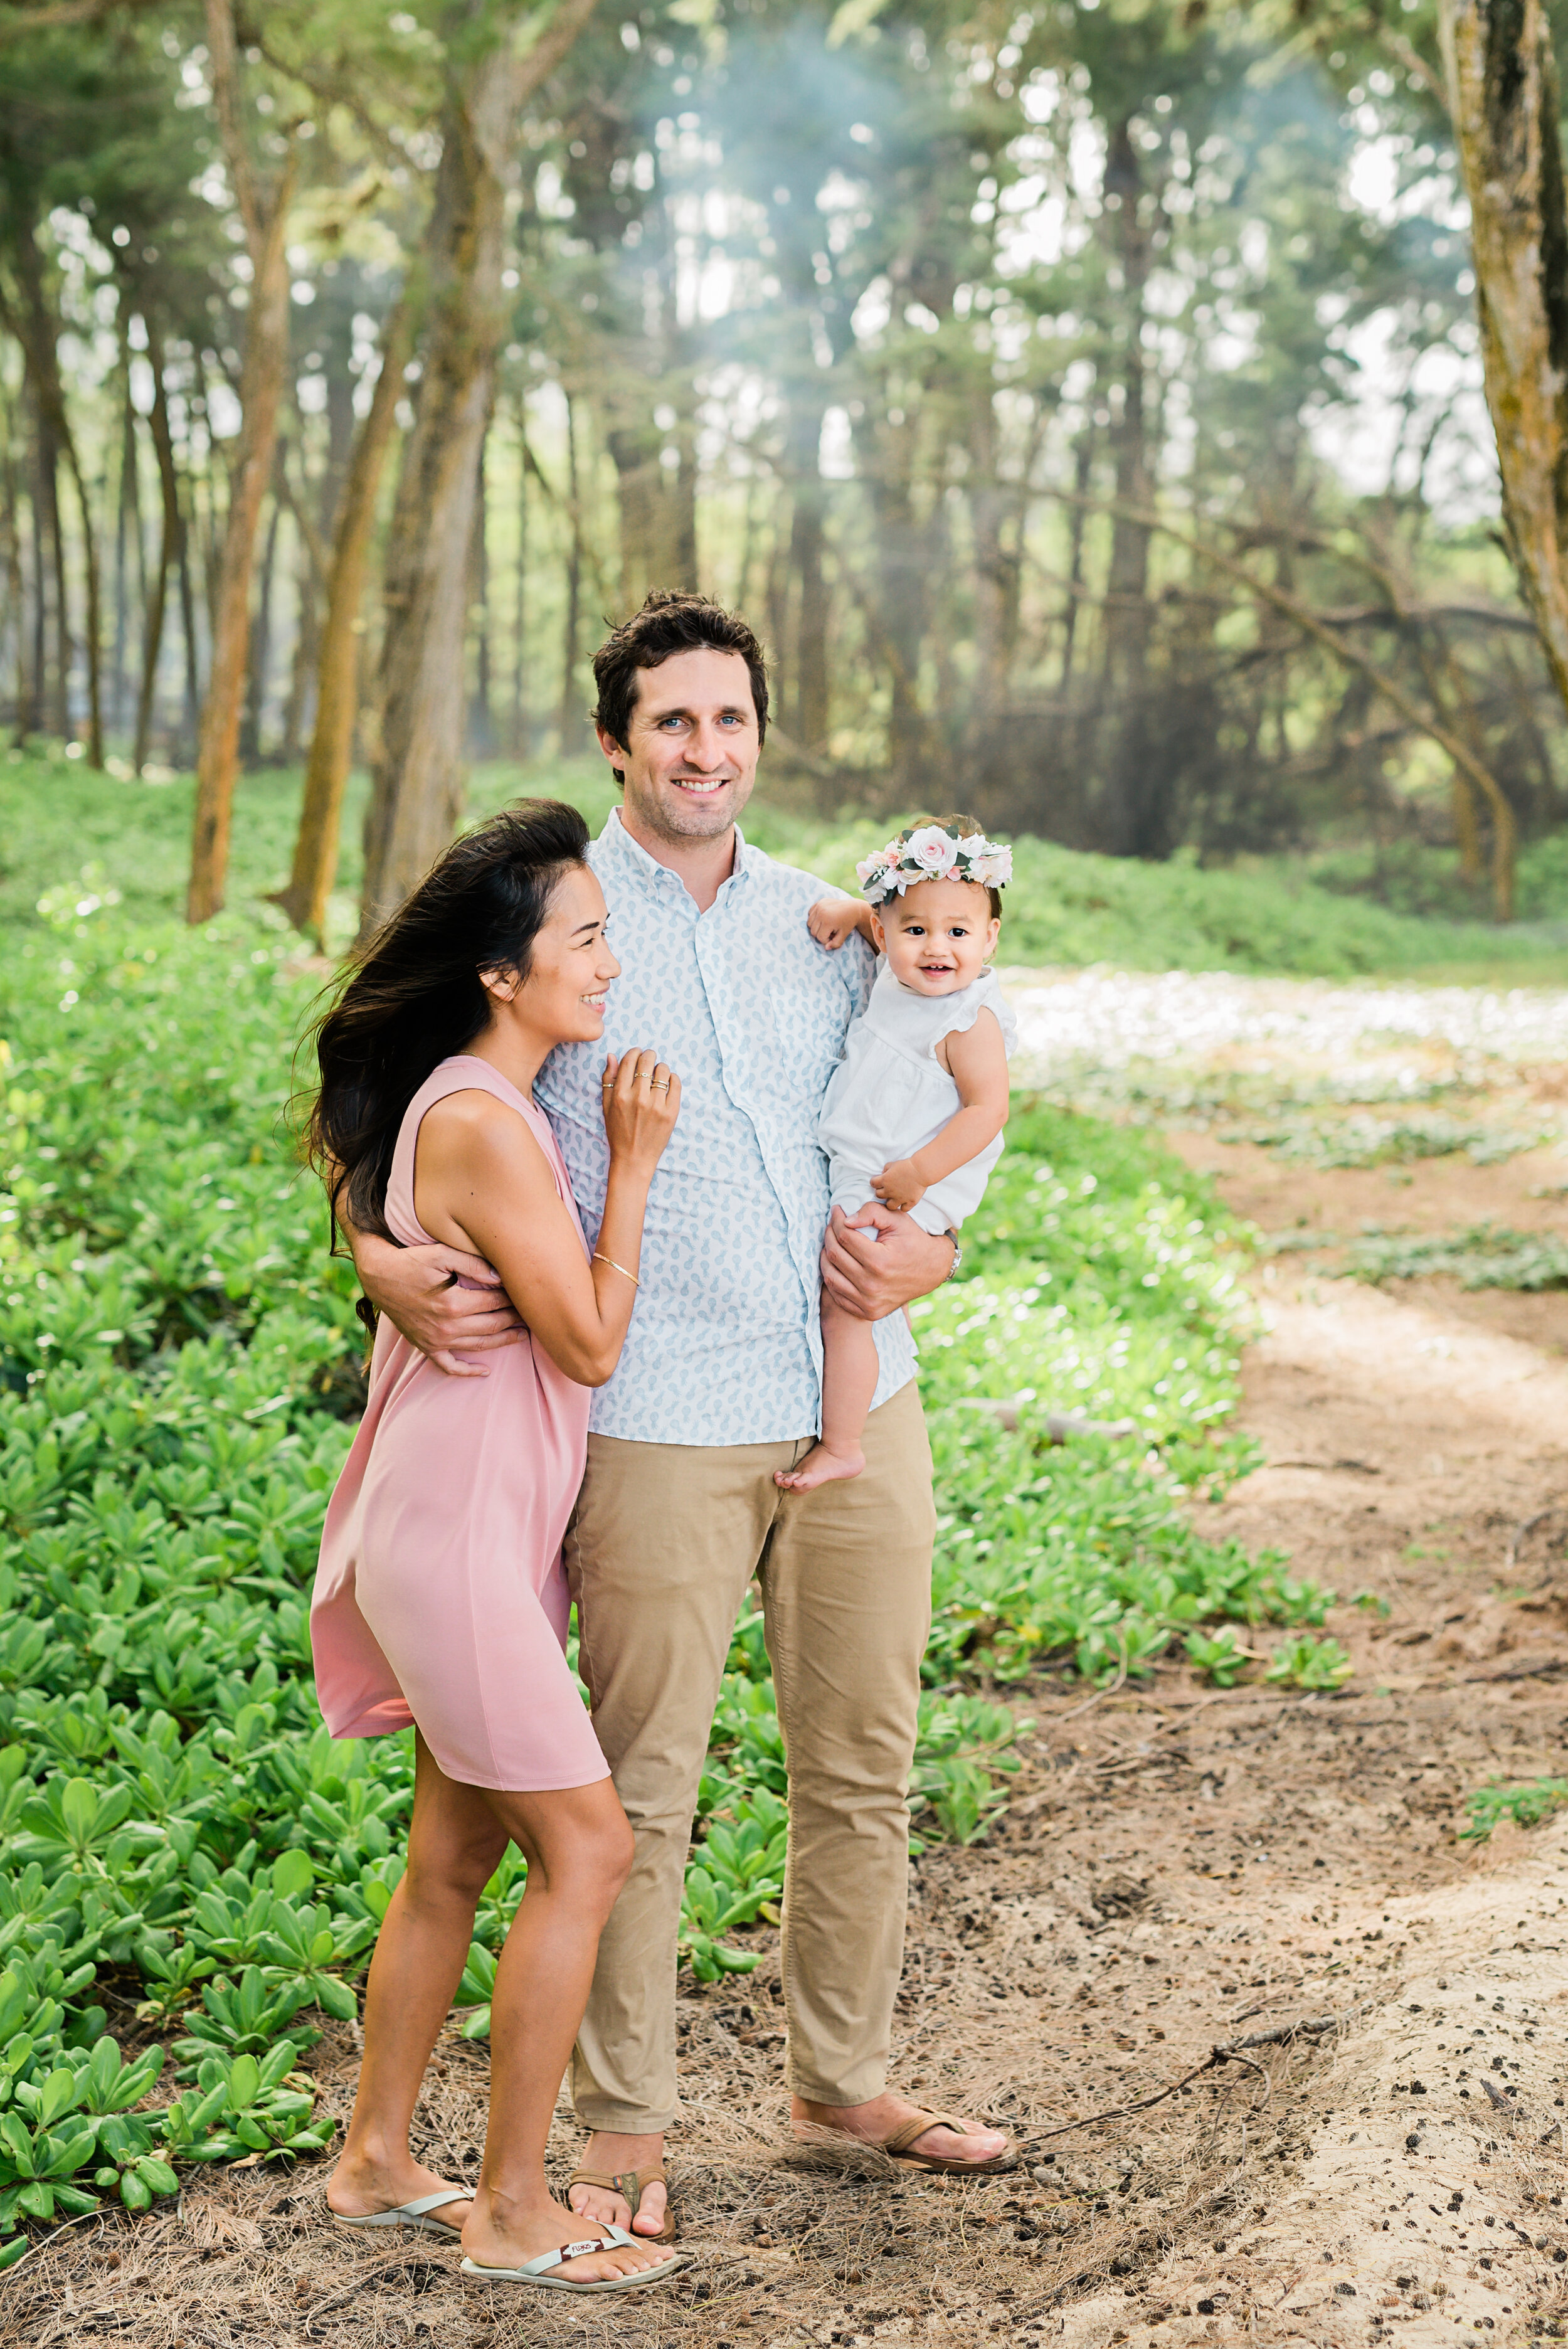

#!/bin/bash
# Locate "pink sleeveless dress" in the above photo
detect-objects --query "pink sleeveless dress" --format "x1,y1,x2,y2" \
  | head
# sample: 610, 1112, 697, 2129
310, 1056, 608, 1791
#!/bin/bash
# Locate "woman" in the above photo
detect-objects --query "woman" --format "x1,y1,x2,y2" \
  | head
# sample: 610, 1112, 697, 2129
307, 800, 682, 2295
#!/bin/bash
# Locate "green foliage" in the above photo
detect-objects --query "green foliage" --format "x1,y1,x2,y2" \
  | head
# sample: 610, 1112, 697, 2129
1461, 1778, 1568, 1841
0, 800, 1309, 2244
1349, 1224, 1568, 1291
1265, 1635, 1354, 1690
793, 825, 1568, 981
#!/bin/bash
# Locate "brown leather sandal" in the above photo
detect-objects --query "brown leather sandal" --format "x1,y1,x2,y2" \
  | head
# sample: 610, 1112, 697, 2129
566, 2164, 677, 2244
882, 2109, 1015, 2175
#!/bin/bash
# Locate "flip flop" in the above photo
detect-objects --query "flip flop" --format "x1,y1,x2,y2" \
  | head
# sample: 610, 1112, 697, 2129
460, 2222, 686, 2293
881, 2109, 1016, 2175
330, 2186, 469, 2236
568, 2161, 678, 2244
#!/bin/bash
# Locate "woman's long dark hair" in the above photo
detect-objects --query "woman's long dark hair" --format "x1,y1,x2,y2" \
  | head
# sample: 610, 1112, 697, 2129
306, 798, 591, 1242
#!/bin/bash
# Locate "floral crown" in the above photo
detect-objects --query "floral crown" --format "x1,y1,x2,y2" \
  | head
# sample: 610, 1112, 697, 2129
854, 822, 1013, 906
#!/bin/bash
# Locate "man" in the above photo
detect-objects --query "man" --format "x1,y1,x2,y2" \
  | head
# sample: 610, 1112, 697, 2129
352, 592, 1010, 2237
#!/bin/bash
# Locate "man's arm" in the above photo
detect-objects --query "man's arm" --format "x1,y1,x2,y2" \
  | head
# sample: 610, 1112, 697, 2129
820, 1202, 955, 1322
345, 1217, 527, 1379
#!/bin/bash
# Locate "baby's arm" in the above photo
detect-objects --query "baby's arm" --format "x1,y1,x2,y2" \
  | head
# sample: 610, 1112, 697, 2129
871, 1007, 1010, 1211
808, 897, 876, 950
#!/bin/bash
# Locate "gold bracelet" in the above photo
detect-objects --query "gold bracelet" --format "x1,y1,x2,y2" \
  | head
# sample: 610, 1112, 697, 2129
593, 1251, 640, 1288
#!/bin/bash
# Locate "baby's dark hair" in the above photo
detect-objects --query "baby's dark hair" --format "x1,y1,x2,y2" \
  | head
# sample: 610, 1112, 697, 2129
882, 812, 1004, 919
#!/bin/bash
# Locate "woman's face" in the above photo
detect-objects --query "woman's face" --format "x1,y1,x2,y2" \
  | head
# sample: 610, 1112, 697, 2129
485, 863, 620, 1045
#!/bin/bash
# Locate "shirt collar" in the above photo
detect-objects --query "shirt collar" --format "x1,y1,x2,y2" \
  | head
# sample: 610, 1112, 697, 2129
598, 805, 753, 900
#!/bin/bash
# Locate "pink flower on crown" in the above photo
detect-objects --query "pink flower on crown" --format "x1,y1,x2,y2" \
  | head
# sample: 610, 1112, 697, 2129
971, 847, 1012, 888
856, 848, 895, 896
904, 825, 958, 876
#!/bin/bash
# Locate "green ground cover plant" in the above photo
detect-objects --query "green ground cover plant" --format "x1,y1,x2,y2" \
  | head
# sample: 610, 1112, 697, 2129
0, 772, 1332, 2260
1460, 1778, 1568, 1840
1348, 1224, 1568, 1290
7, 745, 1568, 978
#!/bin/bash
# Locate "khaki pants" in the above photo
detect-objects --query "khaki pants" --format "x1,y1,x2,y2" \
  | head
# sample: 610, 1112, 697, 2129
564, 1380, 935, 2132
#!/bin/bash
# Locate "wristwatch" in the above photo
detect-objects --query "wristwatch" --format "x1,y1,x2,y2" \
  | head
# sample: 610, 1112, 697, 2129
943, 1228, 963, 1283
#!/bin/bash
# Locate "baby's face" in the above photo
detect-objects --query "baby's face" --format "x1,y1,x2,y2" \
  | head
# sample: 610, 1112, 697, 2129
871, 878, 1000, 996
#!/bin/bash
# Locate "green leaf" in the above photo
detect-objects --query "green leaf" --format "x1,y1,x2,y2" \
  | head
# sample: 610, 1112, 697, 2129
226, 2054, 260, 2109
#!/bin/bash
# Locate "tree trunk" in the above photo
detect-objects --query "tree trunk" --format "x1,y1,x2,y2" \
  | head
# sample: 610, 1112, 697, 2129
112, 362, 137, 734
186, 187, 292, 915
467, 432, 494, 755
509, 392, 529, 755
134, 320, 186, 776
3, 270, 70, 741
275, 299, 410, 941
360, 0, 601, 935
558, 389, 585, 754
968, 388, 1013, 719
1097, 116, 1158, 854
186, 0, 295, 919
1440, 0, 1568, 719
786, 395, 830, 757
240, 470, 283, 767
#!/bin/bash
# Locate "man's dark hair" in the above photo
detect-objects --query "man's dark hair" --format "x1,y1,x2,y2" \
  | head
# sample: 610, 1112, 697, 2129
592, 591, 768, 778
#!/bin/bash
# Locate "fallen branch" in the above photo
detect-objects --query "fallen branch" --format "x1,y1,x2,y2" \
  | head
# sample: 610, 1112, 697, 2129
1017, 2005, 1374, 2151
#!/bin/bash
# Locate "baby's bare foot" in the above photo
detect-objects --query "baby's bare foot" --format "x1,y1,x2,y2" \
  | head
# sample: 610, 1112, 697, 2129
775, 1442, 865, 1493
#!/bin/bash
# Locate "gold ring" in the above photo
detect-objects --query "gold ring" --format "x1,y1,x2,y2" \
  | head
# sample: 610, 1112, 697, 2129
650, 1078, 670, 1091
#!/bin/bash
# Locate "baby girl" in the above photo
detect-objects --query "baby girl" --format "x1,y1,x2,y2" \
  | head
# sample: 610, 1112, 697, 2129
778, 814, 1016, 1492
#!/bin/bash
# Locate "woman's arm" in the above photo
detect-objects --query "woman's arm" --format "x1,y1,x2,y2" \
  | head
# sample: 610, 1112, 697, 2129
871, 1007, 1010, 1211
413, 1051, 679, 1387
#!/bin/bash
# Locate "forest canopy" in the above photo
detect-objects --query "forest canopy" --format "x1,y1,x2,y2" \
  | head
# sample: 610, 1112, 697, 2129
2, 0, 1566, 933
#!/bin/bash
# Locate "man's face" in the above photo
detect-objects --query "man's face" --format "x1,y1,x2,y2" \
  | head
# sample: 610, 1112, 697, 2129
598, 648, 761, 846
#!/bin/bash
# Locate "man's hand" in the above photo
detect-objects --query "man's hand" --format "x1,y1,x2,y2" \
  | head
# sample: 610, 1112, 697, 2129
820, 1203, 953, 1322
353, 1229, 526, 1377
808, 898, 871, 951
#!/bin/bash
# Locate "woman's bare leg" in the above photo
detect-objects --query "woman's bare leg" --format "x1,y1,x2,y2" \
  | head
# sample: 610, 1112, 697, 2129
326, 1732, 506, 2231
460, 1779, 677, 2284
775, 1283, 881, 1492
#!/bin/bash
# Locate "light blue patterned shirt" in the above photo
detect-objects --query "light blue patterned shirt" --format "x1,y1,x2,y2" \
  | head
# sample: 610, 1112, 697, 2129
536, 809, 918, 1445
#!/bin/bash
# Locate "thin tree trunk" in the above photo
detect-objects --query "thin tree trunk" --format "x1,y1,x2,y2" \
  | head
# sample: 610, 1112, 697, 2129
510, 392, 528, 755
112, 363, 136, 733
137, 317, 187, 775
26, 405, 46, 738
1440, 0, 1568, 719
187, 0, 296, 921
558, 390, 585, 754
360, 0, 601, 934
240, 471, 283, 767
468, 432, 494, 755
786, 395, 830, 756
275, 298, 410, 941
0, 383, 29, 740
1098, 116, 1157, 853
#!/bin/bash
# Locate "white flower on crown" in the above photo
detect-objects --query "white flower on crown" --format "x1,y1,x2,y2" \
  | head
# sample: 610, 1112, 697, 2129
904, 825, 958, 876
972, 847, 1013, 888
855, 848, 894, 891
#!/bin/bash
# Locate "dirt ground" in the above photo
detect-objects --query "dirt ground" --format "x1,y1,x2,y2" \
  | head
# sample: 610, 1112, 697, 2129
11, 1086, 1568, 2348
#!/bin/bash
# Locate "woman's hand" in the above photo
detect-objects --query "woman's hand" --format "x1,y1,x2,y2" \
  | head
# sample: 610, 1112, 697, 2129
871, 1156, 926, 1212
600, 1049, 681, 1179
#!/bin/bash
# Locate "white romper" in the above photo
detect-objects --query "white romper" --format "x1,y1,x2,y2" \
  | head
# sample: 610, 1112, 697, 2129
817, 963, 1019, 1238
